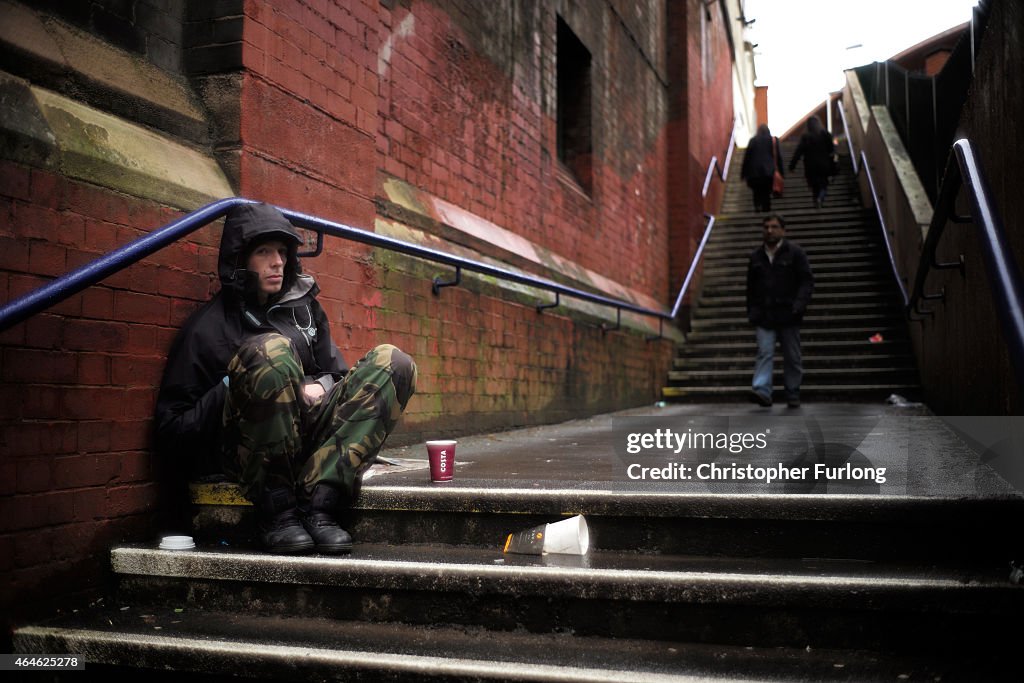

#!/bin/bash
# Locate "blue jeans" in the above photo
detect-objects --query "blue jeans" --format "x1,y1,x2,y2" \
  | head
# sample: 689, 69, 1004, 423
752, 326, 803, 400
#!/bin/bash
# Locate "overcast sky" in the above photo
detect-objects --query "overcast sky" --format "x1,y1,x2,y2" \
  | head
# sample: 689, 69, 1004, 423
742, 0, 981, 134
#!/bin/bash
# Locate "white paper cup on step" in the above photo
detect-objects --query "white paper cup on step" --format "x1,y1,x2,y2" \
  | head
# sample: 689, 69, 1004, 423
542, 515, 589, 555
504, 515, 590, 556
159, 535, 196, 550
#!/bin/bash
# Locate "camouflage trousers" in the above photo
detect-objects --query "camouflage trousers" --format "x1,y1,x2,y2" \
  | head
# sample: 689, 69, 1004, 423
221, 333, 417, 503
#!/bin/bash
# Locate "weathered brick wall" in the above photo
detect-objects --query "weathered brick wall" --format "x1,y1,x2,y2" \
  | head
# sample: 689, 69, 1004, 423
666, 0, 735, 311
373, 0, 669, 300
0, 160, 223, 618
0, 0, 708, 622
219, 0, 679, 433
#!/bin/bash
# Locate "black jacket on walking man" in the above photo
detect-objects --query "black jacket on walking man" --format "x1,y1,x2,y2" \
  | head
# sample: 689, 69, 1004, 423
789, 116, 835, 209
746, 214, 813, 408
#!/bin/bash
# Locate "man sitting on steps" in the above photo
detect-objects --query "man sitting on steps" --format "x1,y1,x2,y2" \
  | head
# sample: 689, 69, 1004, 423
155, 202, 417, 554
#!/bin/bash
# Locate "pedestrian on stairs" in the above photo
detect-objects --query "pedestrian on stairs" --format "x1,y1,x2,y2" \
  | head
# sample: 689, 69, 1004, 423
741, 124, 785, 212
155, 202, 417, 555
746, 213, 814, 408
789, 116, 836, 209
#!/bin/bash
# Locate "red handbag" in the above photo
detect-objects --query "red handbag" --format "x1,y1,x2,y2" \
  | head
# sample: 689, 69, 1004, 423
771, 137, 784, 197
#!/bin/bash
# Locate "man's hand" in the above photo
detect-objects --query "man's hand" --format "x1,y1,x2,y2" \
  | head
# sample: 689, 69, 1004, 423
302, 381, 326, 403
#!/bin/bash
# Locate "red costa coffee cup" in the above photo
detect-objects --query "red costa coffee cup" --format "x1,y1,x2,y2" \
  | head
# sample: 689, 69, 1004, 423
426, 440, 456, 482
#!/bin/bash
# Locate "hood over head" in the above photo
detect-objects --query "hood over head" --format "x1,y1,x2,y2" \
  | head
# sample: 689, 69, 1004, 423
219, 202, 304, 301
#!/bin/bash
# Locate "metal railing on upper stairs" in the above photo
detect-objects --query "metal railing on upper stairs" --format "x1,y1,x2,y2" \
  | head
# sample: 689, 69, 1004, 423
837, 96, 1024, 391
669, 124, 737, 321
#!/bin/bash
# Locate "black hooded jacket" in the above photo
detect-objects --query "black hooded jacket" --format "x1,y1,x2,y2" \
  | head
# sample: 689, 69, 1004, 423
155, 203, 347, 466
789, 128, 835, 179
746, 240, 814, 329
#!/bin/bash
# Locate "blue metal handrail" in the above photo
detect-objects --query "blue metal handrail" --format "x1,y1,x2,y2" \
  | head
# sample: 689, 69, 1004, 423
671, 124, 737, 319
701, 125, 737, 198
669, 214, 715, 319
908, 140, 1024, 386
0, 197, 681, 334
838, 95, 1024, 389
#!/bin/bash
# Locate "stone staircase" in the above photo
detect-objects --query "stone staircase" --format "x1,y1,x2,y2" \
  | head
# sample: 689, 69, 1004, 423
664, 144, 921, 402
12, 415, 1024, 682
8, 147, 1021, 681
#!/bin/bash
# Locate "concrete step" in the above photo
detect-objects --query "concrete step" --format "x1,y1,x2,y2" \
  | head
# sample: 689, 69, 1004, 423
702, 259, 888, 278
703, 225, 876, 240
699, 279, 898, 298
677, 338, 911, 353
667, 366, 917, 385
702, 235, 881, 257
715, 210, 869, 224
690, 315, 906, 334
16, 607, 1018, 682
720, 200, 864, 215
703, 242, 883, 259
673, 354, 914, 370
97, 542, 1023, 653
693, 302, 903, 318
720, 196, 864, 208
661, 383, 921, 401
712, 216, 872, 232
707, 230, 877, 247
681, 332, 912, 348
186, 478, 1015, 562
350, 495, 1004, 562
691, 302, 903, 322
700, 271, 898, 289
702, 250, 885, 269
12, 405, 1023, 680
697, 291, 900, 307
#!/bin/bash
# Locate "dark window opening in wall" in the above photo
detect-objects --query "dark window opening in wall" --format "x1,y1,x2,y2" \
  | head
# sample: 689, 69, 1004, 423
557, 16, 593, 194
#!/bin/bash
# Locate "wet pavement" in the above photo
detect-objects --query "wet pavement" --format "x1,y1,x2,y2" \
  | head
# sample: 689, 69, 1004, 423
372, 402, 1024, 498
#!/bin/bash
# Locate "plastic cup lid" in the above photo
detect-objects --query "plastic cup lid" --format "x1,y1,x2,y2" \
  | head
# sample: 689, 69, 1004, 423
159, 535, 196, 550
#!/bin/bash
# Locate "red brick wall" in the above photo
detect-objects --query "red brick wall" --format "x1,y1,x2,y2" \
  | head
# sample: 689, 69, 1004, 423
227, 0, 679, 432
371, 1, 669, 300
667, 0, 735, 307
0, 0, 728, 618
0, 161, 223, 618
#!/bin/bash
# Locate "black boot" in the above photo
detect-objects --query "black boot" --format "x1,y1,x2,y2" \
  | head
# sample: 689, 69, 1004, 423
302, 483, 353, 554
256, 488, 314, 554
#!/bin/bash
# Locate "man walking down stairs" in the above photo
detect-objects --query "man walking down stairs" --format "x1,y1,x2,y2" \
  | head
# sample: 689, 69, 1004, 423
664, 141, 920, 404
